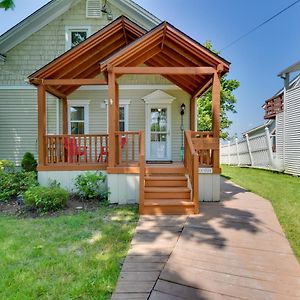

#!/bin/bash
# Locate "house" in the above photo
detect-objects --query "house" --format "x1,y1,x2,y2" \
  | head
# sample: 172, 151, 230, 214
221, 65, 300, 176
0, 0, 230, 214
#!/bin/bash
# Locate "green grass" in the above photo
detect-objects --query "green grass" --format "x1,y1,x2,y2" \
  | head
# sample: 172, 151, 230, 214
221, 165, 300, 261
0, 205, 138, 300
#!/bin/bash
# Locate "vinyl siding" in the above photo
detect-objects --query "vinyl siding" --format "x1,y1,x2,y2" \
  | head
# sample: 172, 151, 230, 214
0, 0, 164, 86
0, 89, 57, 165
70, 88, 190, 162
284, 86, 300, 176
276, 112, 284, 160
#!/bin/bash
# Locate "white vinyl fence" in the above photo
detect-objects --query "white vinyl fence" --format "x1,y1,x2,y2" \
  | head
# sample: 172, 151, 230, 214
221, 127, 275, 169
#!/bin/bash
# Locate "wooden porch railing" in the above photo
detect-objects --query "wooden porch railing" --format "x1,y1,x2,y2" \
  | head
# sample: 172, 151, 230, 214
44, 134, 109, 165
115, 131, 141, 166
139, 131, 145, 214
184, 131, 199, 214
191, 131, 220, 172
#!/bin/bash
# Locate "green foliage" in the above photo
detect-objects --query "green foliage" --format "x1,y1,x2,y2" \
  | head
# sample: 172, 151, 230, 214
21, 152, 37, 172
74, 171, 109, 201
0, 206, 138, 299
24, 186, 68, 212
0, 160, 16, 173
0, 171, 37, 201
198, 41, 240, 139
0, 0, 14, 10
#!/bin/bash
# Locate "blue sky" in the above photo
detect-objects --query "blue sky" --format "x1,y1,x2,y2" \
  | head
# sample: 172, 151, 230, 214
1, 0, 299, 137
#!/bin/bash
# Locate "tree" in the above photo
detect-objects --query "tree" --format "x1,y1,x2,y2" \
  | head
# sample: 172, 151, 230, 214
0, 0, 15, 10
197, 41, 239, 139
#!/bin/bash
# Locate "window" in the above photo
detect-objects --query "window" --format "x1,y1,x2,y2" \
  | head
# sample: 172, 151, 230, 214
68, 100, 90, 134
65, 26, 91, 50
119, 106, 128, 131
105, 100, 130, 132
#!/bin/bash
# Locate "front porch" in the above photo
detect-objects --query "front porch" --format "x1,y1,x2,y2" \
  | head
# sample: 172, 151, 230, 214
29, 16, 230, 214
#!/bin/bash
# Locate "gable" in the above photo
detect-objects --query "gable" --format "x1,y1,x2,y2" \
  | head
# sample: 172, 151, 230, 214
0, 0, 160, 56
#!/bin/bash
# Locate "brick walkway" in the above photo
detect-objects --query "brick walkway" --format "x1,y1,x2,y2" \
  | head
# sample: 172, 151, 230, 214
112, 178, 300, 299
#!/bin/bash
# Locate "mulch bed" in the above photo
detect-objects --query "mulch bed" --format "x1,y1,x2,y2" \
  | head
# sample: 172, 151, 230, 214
0, 194, 109, 218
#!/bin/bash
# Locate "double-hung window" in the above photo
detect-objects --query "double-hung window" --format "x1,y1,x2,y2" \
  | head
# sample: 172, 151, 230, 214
105, 100, 130, 132
68, 100, 90, 134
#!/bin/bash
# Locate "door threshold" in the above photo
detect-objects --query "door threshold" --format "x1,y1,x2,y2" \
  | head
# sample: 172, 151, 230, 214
146, 160, 173, 164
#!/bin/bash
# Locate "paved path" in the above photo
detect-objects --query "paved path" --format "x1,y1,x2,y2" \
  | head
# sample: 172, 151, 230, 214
112, 178, 300, 299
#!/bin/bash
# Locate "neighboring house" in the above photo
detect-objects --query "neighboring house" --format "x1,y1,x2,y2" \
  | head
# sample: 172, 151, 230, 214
0, 0, 230, 214
221, 65, 300, 176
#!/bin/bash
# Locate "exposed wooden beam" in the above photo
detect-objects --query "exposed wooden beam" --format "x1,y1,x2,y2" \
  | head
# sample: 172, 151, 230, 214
45, 86, 67, 100
108, 71, 117, 168
41, 78, 107, 86
212, 72, 221, 137
190, 95, 197, 131
192, 76, 213, 99
62, 99, 68, 134
37, 85, 46, 166
112, 66, 216, 75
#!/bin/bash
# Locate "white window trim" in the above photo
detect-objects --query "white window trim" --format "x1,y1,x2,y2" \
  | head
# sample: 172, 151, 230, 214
65, 26, 91, 51
68, 100, 90, 134
104, 99, 131, 133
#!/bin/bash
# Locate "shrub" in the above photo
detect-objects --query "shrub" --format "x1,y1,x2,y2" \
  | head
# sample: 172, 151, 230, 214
74, 171, 109, 201
0, 171, 37, 201
24, 186, 68, 212
0, 160, 16, 173
21, 152, 37, 172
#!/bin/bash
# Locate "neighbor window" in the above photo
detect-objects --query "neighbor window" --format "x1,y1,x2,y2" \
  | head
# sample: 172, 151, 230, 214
65, 26, 91, 50
68, 100, 90, 134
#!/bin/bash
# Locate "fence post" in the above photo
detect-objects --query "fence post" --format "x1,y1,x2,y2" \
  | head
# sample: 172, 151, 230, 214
245, 133, 254, 166
227, 140, 231, 165
235, 138, 240, 166
265, 127, 274, 168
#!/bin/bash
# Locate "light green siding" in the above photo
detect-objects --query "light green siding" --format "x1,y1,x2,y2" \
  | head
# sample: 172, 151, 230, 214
0, 0, 190, 164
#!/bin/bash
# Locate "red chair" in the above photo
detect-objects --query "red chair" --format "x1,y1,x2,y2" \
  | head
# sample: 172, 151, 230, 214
98, 136, 127, 162
64, 137, 87, 163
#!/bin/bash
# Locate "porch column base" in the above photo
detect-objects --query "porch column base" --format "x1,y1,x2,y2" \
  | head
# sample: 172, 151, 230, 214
198, 173, 220, 202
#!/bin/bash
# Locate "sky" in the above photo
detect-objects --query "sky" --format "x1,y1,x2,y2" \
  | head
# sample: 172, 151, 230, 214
1, 0, 300, 138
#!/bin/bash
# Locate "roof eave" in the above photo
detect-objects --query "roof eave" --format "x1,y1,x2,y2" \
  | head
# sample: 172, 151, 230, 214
0, 0, 78, 54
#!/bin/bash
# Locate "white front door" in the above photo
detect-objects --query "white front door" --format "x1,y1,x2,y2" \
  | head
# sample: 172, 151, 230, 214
146, 104, 172, 161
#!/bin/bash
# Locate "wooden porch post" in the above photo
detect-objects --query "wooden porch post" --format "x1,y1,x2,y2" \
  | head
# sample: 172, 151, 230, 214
62, 99, 68, 134
108, 70, 116, 167
212, 70, 221, 173
37, 85, 46, 166
190, 95, 197, 131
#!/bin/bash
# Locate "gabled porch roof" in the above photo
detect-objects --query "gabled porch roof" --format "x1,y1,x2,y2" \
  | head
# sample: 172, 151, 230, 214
28, 16, 146, 98
100, 21, 230, 96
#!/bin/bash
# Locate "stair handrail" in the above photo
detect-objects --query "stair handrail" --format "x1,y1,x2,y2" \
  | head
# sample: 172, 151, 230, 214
139, 131, 145, 214
184, 131, 199, 213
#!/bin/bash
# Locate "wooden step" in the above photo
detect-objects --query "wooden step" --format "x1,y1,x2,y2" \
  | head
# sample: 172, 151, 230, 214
146, 167, 186, 174
144, 199, 194, 206
143, 199, 195, 215
144, 187, 190, 199
145, 176, 188, 187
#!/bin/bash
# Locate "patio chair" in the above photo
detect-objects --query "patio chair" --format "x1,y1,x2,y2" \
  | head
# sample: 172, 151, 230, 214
97, 136, 127, 162
64, 137, 87, 163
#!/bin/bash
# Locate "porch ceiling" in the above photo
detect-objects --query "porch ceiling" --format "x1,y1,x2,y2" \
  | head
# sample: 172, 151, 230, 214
100, 22, 231, 96
28, 16, 146, 98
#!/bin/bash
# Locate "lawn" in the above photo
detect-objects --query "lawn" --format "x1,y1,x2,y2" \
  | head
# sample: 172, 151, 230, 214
221, 165, 300, 261
0, 205, 138, 300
